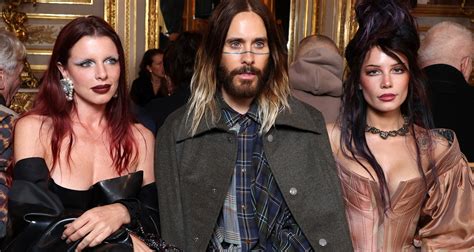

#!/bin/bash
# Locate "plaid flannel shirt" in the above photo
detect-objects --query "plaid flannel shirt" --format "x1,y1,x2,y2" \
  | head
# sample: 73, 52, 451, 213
210, 100, 312, 251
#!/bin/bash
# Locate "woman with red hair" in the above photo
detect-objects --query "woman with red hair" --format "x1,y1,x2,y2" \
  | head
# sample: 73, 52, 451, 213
4, 16, 178, 251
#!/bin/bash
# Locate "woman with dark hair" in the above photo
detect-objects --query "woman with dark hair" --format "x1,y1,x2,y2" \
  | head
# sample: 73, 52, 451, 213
326, 0, 473, 250
5, 16, 178, 251
130, 48, 169, 106
144, 31, 202, 130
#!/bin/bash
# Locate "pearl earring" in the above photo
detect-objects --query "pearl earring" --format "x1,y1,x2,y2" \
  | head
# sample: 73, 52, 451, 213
60, 78, 74, 101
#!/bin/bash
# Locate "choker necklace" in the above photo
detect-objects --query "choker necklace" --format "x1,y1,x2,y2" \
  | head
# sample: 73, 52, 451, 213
365, 116, 409, 139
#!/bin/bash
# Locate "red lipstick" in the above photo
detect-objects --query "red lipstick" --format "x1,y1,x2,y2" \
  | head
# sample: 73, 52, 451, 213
91, 84, 111, 94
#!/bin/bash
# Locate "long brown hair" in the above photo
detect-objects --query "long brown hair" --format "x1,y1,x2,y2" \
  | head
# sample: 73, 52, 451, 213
187, 0, 290, 135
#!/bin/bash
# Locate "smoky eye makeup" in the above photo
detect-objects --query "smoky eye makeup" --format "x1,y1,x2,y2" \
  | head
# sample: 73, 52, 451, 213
75, 59, 94, 67
364, 68, 380, 76
104, 57, 119, 65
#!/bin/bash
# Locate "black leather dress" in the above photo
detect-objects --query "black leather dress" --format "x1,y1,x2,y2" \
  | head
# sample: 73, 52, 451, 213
3, 157, 175, 251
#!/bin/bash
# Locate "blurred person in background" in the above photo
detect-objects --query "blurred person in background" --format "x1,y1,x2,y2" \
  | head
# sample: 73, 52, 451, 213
419, 21, 474, 161
130, 48, 170, 107
0, 29, 25, 242
145, 31, 202, 131
289, 34, 343, 123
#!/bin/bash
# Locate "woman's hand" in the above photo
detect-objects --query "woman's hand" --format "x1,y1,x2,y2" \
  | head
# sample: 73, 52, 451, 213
131, 235, 153, 252
62, 203, 131, 251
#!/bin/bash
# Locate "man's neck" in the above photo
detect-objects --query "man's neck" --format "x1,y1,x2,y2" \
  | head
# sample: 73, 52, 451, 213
221, 90, 255, 115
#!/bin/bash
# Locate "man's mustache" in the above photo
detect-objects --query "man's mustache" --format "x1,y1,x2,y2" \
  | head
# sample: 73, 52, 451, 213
230, 65, 262, 76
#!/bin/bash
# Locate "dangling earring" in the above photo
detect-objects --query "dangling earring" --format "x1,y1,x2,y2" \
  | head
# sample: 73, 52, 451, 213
60, 78, 74, 101
358, 84, 363, 90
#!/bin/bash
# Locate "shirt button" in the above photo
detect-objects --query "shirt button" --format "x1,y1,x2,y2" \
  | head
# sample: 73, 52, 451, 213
193, 236, 199, 242
241, 204, 246, 209
267, 134, 274, 142
319, 238, 327, 247
211, 188, 217, 194
289, 187, 298, 195
227, 136, 233, 143
241, 168, 246, 173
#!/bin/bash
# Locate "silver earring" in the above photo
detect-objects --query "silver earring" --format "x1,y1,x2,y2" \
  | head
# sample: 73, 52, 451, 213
60, 78, 74, 101
113, 92, 118, 98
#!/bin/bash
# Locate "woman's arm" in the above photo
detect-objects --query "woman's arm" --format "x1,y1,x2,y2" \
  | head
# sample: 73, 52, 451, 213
134, 123, 155, 185
62, 203, 131, 250
326, 122, 340, 155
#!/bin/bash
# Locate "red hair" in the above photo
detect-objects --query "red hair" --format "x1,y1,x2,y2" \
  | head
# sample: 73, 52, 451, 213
20, 16, 137, 174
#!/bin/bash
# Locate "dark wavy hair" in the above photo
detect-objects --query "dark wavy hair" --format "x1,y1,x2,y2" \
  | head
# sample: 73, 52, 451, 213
22, 16, 137, 175
136, 48, 168, 97
163, 31, 202, 90
138, 48, 164, 79
340, 0, 435, 209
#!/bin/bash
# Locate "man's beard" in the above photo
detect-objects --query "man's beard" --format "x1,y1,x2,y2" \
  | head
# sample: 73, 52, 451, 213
217, 64, 268, 99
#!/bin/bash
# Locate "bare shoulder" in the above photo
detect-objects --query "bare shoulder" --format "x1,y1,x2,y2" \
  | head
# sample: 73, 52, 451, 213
132, 123, 155, 184
326, 122, 341, 153
15, 114, 52, 139
430, 129, 454, 158
15, 114, 47, 129
14, 114, 51, 160
326, 123, 341, 141
413, 127, 453, 158
131, 123, 155, 145
131, 123, 155, 160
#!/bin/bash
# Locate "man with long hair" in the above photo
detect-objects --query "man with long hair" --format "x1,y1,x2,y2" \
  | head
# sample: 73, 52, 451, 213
155, 0, 352, 250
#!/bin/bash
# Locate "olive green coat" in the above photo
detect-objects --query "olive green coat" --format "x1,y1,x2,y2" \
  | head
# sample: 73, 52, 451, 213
155, 98, 352, 251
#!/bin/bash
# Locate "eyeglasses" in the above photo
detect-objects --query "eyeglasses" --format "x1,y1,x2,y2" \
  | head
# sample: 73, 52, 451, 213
222, 50, 270, 56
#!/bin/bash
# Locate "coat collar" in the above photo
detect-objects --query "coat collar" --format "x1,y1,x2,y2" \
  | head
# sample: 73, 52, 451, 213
423, 64, 468, 86
176, 96, 323, 142
273, 97, 324, 134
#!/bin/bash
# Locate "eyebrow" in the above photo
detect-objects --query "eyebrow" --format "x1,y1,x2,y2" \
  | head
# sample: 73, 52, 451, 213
225, 37, 268, 43
364, 62, 405, 67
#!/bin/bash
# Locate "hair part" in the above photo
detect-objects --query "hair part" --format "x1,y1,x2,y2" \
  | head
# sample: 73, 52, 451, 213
22, 16, 137, 175
187, 0, 290, 135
